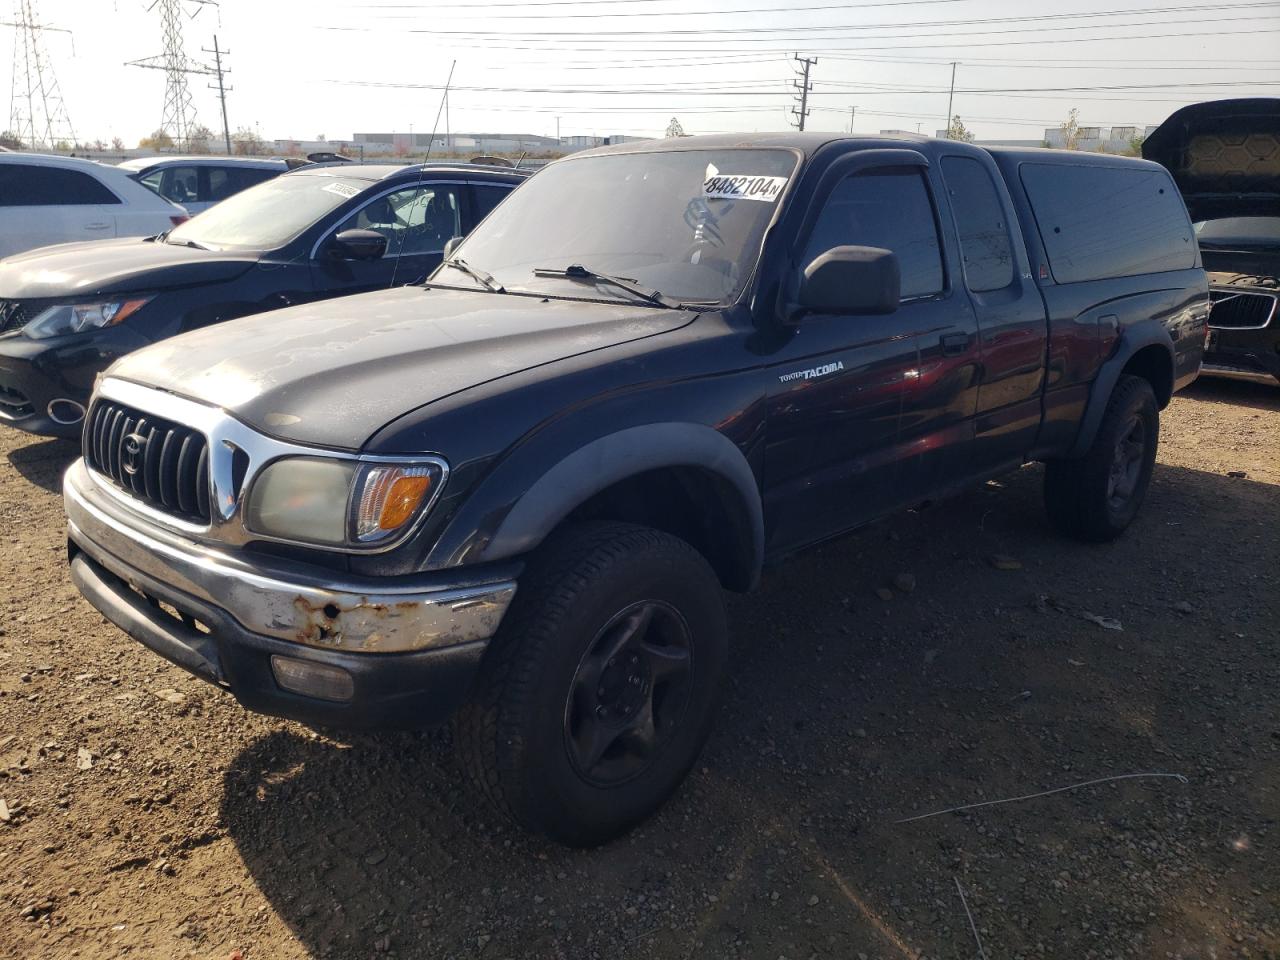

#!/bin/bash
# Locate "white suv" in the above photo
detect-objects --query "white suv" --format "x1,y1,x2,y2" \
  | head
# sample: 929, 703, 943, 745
0, 154, 187, 260
118, 155, 290, 215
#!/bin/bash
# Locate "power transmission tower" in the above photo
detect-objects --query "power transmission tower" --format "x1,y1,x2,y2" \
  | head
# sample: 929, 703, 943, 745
4, 0, 77, 148
126, 0, 218, 150
790, 54, 816, 132
201, 34, 230, 154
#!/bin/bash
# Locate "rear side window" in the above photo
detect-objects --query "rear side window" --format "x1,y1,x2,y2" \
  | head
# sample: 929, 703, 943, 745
1020, 162, 1194, 283
0, 164, 120, 205
941, 156, 1015, 292
158, 166, 200, 205
204, 167, 278, 203
229, 167, 277, 191
471, 183, 512, 223
804, 168, 944, 299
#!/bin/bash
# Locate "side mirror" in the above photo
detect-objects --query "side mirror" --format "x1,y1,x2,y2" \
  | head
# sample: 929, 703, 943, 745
442, 236, 462, 260
330, 228, 387, 261
797, 245, 900, 316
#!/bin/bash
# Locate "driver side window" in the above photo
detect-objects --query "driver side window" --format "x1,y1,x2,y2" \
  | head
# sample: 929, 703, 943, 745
333, 183, 463, 258
804, 167, 944, 300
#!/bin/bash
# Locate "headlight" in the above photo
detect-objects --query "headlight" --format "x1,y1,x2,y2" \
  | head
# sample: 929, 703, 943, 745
244, 456, 446, 549
23, 298, 152, 339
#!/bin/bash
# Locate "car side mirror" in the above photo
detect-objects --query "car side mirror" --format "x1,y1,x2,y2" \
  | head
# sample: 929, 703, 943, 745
331, 228, 387, 261
442, 236, 462, 260
797, 245, 900, 316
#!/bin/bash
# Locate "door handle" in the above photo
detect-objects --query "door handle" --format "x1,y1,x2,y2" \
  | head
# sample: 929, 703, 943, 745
84, 222, 111, 230
940, 332, 970, 356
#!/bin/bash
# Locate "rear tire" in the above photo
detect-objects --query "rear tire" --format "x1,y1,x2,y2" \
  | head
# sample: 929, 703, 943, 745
454, 521, 727, 847
1044, 374, 1159, 542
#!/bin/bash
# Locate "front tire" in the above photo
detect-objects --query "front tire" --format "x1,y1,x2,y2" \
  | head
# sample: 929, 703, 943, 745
454, 522, 727, 847
1044, 374, 1160, 542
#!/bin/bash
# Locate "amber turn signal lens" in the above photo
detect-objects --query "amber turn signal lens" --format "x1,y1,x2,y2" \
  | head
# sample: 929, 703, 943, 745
379, 475, 432, 530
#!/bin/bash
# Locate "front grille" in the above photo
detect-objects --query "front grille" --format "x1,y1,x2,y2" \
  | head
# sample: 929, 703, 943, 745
1209, 290, 1276, 329
0, 382, 34, 419
0, 300, 31, 333
84, 399, 211, 523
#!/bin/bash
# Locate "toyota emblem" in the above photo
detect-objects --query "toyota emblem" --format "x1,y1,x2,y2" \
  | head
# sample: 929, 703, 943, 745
121, 432, 148, 476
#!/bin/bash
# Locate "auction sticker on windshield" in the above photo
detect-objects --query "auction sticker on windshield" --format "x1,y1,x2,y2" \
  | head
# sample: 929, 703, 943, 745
703, 174, 787, 202
322, 182, 361, 199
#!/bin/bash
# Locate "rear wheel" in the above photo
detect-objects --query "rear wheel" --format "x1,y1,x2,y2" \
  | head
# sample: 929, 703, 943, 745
1044, 374, 1159, 542
454, 522, 727, 847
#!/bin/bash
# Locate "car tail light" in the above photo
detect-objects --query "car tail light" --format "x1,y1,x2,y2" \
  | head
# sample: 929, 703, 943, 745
169, 214, 189, 227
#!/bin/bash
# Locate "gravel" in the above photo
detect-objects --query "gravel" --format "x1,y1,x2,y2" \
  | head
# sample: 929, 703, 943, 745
1, 377, 1277, 959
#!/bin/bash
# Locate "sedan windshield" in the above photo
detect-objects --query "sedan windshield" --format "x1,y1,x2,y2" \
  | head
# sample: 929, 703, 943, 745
439, 148, 798, 304
166, 174, 370, 251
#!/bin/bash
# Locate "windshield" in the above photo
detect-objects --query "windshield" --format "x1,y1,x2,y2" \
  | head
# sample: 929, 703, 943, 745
439, 148, 798, 304
166, 174, 370, 251
1194, 216, 1280, 248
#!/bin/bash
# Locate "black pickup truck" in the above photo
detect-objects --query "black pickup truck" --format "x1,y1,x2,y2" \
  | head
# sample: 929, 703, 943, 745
62, 133, 1207, 846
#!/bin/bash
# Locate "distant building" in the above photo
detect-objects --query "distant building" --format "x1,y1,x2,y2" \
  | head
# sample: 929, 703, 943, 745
560, 134, 652, 152
351, 132, 558, 155
1042, 124, 1158, 153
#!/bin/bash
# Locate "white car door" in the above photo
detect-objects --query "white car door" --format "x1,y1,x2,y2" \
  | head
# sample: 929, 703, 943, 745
0, 162, 118, 257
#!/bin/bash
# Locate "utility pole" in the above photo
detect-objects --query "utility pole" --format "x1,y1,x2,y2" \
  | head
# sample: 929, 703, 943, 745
944, 61, 958, 139
848, 105, 856, 133
202, 34, 231, 154
556, 115, 561, 144
791, 54, 816, 132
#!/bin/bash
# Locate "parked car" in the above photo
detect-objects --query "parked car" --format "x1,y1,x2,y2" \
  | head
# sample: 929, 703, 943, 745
118, 155, 290, 215
0, 162, 526, 435
62, 133, 1206, 846
1144, 98, 1280, 386
0, 153, 187, 260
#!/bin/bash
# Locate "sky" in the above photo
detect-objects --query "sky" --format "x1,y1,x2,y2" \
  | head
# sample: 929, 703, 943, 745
11, 0, 1280, 146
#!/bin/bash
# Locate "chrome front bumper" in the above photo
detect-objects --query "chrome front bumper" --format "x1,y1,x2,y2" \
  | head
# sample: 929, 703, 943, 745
64, 458, 517, 654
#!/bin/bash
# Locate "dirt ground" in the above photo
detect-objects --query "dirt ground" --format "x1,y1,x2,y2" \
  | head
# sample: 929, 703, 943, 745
1, 378, 1277, 960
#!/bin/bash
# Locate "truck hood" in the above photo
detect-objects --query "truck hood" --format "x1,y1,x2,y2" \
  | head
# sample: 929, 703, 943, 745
1142, 98, 1280, 221
0, 237, 259, 299
106, 285, 695, 449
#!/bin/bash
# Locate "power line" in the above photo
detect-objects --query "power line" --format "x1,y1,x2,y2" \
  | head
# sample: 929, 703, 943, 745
310, 24, 1280, 54
355, 0, 1274, 21
362, 0, 977, 9
321, 77, 1280, 97
317, 6, 1280, 38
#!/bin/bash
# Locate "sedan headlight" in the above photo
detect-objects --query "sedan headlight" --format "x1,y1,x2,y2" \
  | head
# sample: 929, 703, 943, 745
24, 298, 153, 339
244, 456, 446, 549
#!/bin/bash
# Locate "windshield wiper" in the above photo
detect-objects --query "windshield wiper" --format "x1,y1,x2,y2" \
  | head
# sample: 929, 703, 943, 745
440, 257, 504, 293
165, 237, 208, 251
532, 263, 679, 308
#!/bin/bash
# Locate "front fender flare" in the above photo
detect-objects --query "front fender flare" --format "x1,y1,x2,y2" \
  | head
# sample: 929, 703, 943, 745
440, 423, 764, 585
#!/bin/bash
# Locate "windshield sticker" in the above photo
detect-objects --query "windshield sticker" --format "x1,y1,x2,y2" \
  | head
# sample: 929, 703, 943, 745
703, 174, 787, 203
322, 182, 360, 199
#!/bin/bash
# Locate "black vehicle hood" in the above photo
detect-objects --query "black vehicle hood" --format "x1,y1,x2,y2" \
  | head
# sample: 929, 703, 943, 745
0, 238, 259, 299
107, 285, 695, 449
1142, 98, 1280, 221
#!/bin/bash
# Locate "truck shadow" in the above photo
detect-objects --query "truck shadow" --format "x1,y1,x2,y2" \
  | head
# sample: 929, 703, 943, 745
220, 461, 1278, 960
4, 434, 78, 494
1181, 376, 1280, 412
